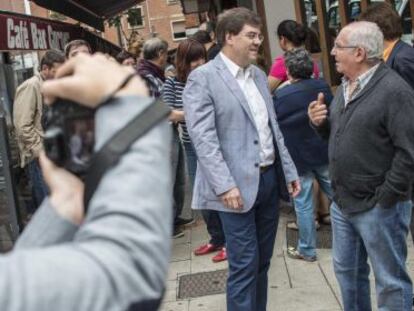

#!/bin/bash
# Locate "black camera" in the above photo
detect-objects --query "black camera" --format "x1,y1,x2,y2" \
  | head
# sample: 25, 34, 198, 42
43, 99, 95, 176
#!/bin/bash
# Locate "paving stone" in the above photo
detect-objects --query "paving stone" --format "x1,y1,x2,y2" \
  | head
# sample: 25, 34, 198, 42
165, 201, 414, 311
190, 224, 210, 245
267, 284, 341, 311
168, 260, 191, 281
269, 253, 291, 290
188, 294, 226, 311
284, 252, 327, 288
274, 220, 286, 256
164, 280, 178, 303
171, 243, 191, 262
160, 300, 189, 311
173, 230, 191, 246
190, 252, 228, 274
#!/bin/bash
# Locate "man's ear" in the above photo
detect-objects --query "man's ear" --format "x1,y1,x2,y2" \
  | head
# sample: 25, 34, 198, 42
39, 64, 48, 72
225, 32, 233, 46
355, 47, 366, 64
158, 50, 166, 59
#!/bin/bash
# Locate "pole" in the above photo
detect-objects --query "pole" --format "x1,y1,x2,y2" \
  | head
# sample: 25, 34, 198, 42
24, 0, 39, 68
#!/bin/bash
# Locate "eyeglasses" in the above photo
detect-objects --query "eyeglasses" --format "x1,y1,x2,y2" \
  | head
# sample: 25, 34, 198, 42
243, 32, 264, 42
333, 42, 359, 50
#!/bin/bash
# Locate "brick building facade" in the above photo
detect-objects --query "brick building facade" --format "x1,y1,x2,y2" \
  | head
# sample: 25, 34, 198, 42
0, 0, 26, 13
0, 0, 200, 52
103, 0, 200, 50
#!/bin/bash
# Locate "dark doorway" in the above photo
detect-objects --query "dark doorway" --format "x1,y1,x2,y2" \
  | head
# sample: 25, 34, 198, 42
222, 0, 238, 10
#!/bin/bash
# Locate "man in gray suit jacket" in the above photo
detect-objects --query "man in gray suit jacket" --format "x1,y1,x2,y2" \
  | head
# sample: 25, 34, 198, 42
183, 8, 300, 311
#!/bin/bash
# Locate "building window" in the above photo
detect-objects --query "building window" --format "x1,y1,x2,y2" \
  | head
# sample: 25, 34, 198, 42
171, 20, 187, 40
127, 6, 144, 29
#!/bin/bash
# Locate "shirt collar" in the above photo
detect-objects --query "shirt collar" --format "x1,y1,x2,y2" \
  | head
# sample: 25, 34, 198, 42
383, 40, 399, 62
220, 52, 253, 79
341, 63, 380, 88
341, 63, 380, 104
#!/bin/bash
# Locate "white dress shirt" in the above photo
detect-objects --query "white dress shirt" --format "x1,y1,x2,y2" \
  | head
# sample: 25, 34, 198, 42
220, 52, 275, 166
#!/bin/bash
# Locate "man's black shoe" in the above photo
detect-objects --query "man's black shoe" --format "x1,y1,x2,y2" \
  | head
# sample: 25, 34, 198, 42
175, 217, 195, 227
173, 227, 185, 239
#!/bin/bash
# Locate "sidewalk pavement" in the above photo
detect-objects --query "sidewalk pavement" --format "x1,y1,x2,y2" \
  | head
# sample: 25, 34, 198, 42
161, 207, 414, 311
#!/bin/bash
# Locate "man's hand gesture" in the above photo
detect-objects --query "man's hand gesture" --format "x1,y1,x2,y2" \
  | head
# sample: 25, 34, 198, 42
308, 92, 328, 126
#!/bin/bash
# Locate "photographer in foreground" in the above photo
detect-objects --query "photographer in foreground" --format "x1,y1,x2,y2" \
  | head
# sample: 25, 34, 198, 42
0, 54, 172, 311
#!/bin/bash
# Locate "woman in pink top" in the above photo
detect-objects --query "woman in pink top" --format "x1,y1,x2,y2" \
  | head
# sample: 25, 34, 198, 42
268, 20, 320, 92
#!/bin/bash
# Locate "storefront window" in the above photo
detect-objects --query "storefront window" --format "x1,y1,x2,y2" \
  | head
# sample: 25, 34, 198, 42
8, 52, 39, 87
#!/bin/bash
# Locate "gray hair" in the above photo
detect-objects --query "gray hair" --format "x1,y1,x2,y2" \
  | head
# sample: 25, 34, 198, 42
143, 37, 168, 61
284, 48, 314, 80
345, 21, 384, 62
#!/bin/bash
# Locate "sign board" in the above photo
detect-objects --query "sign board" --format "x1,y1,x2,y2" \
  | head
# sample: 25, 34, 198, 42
0, 13, 81, 51
0, 11, 121, 55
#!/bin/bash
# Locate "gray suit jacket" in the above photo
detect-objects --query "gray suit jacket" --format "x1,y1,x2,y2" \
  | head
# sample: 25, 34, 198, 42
183, 55, 298, 213
0, 96, 172, 311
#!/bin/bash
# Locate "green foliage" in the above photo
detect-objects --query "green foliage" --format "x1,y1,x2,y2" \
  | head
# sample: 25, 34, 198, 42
107, 14, 121, 28
107, 8, 142, 28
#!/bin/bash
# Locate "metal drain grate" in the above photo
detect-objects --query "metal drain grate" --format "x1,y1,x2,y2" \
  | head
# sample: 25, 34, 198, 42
286, 224, 332, 249
178, 269, 228, 299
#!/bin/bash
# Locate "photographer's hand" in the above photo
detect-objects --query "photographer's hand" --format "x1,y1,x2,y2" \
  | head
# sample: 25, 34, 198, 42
39, 151, 84, 225
42, 53, 148, 107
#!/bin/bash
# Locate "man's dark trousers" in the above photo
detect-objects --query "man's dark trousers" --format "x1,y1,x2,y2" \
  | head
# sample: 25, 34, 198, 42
218, 165, 279, 311
201, 210, 225, 247
27, 159, 48, 213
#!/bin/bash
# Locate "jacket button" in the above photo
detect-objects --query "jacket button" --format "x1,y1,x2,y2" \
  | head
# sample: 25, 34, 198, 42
254, 140, 259, 145
255, 163, 259, 167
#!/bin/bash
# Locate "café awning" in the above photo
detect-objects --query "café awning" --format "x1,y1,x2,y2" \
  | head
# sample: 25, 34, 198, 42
0, 10, 121, 55
29, 0, 144, 31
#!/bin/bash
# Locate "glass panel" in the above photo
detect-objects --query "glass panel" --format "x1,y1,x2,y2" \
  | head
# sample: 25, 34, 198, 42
128, 7, 144, 27
349, 2, 361, 20
8, 51, 36, 87
304, 0, 317, 28
172, 21, 187, 40
394, 0, 403, 11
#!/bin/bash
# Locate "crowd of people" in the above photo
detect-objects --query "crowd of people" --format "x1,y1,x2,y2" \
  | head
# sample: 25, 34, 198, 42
6, 2, 414, 311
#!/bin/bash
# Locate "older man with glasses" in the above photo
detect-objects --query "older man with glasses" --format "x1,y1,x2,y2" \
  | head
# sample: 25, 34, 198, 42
309, 21, 414, 311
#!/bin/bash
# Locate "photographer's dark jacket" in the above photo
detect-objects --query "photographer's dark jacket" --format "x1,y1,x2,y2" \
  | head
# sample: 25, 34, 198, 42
316, 63, 414, 214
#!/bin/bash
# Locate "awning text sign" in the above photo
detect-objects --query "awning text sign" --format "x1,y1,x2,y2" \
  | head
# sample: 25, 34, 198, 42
0, 13, 80, 51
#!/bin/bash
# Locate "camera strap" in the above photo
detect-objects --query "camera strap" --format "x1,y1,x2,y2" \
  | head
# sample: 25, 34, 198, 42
83, 99, 170, 208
